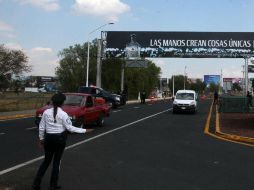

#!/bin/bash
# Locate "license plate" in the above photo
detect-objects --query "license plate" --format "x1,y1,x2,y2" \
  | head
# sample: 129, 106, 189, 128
181, 107, 186, 109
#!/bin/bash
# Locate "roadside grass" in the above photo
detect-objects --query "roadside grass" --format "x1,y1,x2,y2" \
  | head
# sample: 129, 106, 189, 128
0, 92, 53, 112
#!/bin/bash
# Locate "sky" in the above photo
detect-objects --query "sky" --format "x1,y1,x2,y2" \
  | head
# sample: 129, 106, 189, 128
1, 0, 254, 79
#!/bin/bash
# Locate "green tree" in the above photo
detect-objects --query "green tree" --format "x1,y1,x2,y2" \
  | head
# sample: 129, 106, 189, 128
124, 61, 161, 99
232, 82, 242, 91
0, 45, 30, 92
101, 58, 122, 92
56, 41, 161, 99
208, 82, 219, 92
168, 75, 189, 95
189, 79, 206, 94
56, 42, 97, 92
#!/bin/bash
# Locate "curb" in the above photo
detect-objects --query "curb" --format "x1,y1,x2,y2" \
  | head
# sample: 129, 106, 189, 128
215, 105, 254, 144
0, 114, 34, 121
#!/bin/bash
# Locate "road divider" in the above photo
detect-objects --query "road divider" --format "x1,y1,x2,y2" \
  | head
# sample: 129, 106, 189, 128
215, 105, 254, 144
204, 103, 254, 147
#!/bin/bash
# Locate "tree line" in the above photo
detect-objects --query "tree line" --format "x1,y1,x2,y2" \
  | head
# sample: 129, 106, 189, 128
56, 40, 161, 99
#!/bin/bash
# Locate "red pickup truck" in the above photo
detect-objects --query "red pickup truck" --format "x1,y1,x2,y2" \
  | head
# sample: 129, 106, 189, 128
35, 93, 110, 128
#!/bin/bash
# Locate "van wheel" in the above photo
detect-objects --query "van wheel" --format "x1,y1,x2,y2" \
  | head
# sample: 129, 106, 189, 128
96, 113, 105, 127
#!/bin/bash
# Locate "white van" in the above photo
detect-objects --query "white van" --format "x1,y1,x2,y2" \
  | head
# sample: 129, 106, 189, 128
172, 90, 198, 113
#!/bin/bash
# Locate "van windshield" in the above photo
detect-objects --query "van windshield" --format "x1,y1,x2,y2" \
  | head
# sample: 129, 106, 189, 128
176, 93, 194, 100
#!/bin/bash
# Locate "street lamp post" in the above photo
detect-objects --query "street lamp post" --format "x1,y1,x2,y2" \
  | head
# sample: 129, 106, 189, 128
86, 22, 114, 87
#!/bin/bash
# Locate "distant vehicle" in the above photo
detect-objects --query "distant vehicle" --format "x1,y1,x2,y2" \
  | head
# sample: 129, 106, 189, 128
172, 90, 198, 113
38, 83, 57, 93
78, 86, 126, 108
35, 93, 110, 128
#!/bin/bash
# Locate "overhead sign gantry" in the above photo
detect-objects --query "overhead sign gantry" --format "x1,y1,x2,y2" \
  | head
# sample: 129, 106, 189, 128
104, 31, 254, 58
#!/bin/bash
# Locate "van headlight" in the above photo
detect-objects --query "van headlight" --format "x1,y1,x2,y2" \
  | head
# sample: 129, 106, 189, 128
173, 101, 177, 105
190, 101, 195, 105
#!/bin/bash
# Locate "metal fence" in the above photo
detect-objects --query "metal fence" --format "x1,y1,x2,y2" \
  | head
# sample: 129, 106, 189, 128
219, 96, 250, 113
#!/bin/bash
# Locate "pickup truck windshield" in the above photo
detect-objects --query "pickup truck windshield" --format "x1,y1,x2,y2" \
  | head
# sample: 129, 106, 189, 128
176, 93, 194, 100
64, 95, 83, 106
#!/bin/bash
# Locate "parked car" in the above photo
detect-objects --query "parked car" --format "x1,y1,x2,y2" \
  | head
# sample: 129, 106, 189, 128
172, 90, 198, 113
78, 86, 126, 108
35, 93, 110, 128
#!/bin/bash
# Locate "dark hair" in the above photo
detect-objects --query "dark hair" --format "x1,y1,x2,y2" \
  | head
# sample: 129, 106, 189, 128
51, 92, 66, 123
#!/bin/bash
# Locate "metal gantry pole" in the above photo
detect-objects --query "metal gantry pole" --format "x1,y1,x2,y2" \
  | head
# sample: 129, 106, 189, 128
245, 58, 249, 95
121, 62, 125, 92
172, 75, 175, 97
86, 41, 90, 86
96, 39, 102, 88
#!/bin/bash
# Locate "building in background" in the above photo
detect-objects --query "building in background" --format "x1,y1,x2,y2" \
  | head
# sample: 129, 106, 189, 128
25, 76, 58, 92
223, 78, 242, 93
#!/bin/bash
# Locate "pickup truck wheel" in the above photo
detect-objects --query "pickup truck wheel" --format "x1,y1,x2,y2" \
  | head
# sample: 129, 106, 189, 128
96, 113, 105, 127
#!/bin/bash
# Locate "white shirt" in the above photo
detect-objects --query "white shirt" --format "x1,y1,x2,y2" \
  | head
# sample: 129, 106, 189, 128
39, 107, 86, 140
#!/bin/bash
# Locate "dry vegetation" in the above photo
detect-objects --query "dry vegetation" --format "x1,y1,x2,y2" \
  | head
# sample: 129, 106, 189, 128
0, 92, 53, 112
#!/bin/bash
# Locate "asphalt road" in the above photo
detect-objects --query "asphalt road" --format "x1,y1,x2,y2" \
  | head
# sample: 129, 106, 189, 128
0, 100, 254, 190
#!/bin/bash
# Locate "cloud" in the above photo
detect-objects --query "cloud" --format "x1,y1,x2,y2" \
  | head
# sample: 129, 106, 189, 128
18, 0, 60, 11
0, 21, 13, 31
72, 0, 130, 22
30, 47, 53, 53
2, 43, 57, 76
4, 42, 23, 50
27, 47, 58, 76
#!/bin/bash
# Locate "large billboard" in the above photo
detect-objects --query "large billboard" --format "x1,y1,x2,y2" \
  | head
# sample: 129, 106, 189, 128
105, 31, 254, 58
204, 75, 220, 86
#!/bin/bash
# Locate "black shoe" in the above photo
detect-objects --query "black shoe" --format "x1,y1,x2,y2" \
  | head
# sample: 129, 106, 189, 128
50, 185, 61, 190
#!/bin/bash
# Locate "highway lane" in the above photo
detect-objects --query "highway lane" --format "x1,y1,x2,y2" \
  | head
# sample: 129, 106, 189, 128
1, 100, 254, 190
0, 100, 171, 171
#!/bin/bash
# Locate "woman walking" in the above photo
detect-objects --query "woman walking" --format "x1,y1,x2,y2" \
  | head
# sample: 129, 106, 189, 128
32, 92, 93, 190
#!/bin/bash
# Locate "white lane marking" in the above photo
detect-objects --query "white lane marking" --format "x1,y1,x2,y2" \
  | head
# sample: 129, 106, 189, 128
133, 107, 140, 109
0, 133, 5, 136
26, 127, 37, 130
0, 108, 172, 176
112, 110, 121, 113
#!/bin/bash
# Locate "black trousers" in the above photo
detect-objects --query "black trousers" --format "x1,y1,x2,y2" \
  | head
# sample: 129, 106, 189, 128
33, 133, 66, 187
